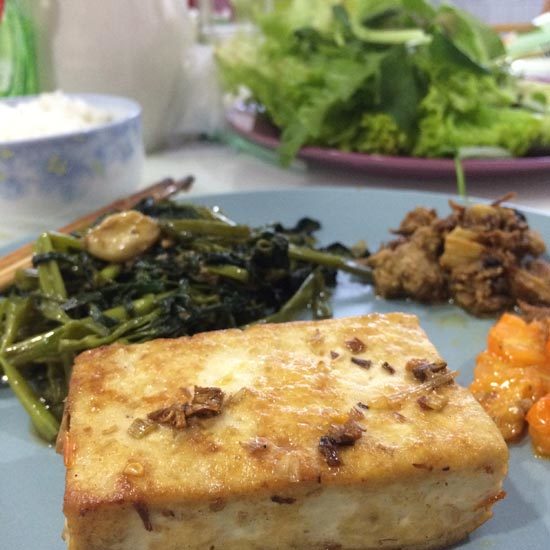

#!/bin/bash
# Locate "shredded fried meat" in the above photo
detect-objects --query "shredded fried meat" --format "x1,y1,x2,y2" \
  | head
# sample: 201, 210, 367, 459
345, 337, 366, 353
147, 386, 225, 430
406, 359, 448, 382
319, 416, 364, 467
147, 404, 188, 430
367, 200, 549, 316
185, 386, 225, 418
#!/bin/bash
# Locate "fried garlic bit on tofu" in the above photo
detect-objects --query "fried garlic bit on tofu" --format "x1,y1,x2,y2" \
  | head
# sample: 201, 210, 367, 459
61, 314, 507, 550
367, 199, 547, 316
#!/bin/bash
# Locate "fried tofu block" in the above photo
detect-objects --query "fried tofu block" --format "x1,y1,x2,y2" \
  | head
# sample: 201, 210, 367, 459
61, 313, 508, 550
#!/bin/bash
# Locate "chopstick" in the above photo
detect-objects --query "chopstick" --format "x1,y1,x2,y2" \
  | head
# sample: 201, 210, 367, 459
0, 175, 194, 291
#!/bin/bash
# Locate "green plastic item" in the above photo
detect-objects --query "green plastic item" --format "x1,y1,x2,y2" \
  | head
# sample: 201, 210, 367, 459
0, 0, 38, 97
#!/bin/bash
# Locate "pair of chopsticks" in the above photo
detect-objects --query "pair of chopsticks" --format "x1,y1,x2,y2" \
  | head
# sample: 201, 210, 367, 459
0, 175, 194, 291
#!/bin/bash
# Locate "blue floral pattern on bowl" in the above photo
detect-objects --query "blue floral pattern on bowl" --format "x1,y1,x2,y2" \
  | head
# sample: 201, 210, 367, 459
0, 94, 143, 222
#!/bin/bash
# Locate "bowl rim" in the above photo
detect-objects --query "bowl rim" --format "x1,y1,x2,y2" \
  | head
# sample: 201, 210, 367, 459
0, 93, 142, 147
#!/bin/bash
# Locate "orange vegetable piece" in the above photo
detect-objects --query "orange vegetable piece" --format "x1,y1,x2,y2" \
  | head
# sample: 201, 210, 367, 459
526, 394, 550, 457
472, 350, 511, 383
471, 314, 550, 445
471, 352, 546, 441
487, 313, 546, 366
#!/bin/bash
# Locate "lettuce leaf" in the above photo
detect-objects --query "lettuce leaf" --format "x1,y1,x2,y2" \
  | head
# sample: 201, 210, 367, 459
413, 69, 545, 157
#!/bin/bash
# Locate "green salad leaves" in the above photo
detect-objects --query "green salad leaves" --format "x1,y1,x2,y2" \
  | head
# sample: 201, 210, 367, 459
217, 0, 550, 163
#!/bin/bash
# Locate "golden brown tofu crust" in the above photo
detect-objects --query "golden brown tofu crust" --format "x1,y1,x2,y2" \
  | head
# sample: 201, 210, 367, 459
62, 313, 508, 549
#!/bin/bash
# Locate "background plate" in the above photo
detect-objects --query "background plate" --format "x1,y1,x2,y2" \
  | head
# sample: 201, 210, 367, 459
227, 107, 550, 180
1, 187, 549, 548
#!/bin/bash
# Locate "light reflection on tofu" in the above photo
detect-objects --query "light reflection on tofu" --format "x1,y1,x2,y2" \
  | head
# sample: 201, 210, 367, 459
61, 313, 508, 550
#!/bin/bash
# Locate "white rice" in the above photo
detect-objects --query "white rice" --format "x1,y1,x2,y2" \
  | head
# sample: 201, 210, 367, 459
0, 92, 114, 142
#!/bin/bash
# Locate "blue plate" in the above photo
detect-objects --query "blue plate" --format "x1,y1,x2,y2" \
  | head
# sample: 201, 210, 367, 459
1, 187, 549, 549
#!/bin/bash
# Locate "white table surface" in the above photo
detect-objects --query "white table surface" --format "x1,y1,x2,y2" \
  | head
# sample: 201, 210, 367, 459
143, 140, 550, 211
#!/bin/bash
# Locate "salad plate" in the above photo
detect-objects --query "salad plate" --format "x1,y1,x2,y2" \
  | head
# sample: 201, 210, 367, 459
1, 187, 549, 549
227, 106, 550, 180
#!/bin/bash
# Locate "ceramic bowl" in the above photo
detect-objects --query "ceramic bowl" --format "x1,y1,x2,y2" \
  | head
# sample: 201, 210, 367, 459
0, 94, 143, 225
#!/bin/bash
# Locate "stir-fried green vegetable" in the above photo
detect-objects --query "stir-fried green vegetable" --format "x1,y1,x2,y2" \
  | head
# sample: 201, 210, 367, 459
218, 0, 550, 164
0, 199, 371, 441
